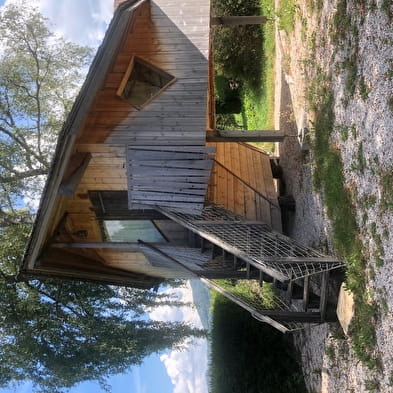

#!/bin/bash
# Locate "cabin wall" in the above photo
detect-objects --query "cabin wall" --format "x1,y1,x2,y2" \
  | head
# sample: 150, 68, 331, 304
35, 1, 282, 285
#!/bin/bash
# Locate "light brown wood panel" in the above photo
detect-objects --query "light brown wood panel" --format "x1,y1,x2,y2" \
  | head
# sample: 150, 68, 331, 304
206, 142, 281, 230
223, 142, 234, 211
65, 213, 102, 242
104, 0, 209, 146
230, 143, 245, 217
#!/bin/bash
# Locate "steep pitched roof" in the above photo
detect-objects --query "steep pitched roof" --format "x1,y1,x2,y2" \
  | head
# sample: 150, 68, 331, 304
21, 0, 147, 277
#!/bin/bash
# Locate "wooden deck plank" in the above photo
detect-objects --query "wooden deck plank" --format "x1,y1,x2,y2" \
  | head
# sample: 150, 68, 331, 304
230, 143, 245, 217
224, 142, 235, 211
238, 144, 256, 220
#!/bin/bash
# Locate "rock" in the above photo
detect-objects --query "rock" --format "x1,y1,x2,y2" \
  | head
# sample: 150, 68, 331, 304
336, 283, 355, 336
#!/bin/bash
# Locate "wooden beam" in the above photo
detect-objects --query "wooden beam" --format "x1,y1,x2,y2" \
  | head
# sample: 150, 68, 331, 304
211, 16, 268, 26
51, 242, 142, 251
58, 153, 91, 196
206, 129, 285, 142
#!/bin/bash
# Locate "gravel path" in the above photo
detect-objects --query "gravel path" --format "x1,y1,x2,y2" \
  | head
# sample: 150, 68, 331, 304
274, 1, 393, 392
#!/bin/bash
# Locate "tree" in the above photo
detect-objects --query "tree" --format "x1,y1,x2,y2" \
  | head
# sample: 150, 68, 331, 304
0, 5, 204, 392
0, 4, 91, 224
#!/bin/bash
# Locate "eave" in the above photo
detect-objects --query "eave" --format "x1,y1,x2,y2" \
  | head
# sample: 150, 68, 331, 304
20, 0, 148, 276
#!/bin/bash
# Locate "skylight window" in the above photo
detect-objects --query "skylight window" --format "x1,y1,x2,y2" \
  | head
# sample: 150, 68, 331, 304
117, 56, 175, 109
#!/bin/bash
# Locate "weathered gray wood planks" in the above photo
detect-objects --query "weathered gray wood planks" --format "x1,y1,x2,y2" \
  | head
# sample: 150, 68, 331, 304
127, 145, 215, 214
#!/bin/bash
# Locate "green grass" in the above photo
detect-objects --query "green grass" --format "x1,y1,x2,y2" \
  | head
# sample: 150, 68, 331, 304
331, 0, 351, 43
379, 168, 393, 210
213, 279, 276, 309
234, 0, 276, 152
277, 0, 297, 33
309, 75, 377, 369
209, 292, 306, 393
213, 0, 276, 152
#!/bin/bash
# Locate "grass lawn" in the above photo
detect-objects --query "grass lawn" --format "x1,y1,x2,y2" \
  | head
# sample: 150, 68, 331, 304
236, 0, 276, 152
235, 0, 276, 132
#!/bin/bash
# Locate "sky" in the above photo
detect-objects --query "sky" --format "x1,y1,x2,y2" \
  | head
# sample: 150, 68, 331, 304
0, 1, 210, 392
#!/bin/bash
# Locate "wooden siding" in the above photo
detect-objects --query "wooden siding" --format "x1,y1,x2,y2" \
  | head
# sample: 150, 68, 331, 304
33, 2, 282, 285
206, 142, 282, 232
77, 0, 210, 146
126, 145, 215, 213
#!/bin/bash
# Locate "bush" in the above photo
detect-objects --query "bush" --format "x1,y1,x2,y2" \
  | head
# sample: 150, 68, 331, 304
212, 0, 264, 89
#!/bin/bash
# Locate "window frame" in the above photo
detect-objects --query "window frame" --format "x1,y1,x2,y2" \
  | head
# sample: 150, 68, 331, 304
116, 55, 176, 110
101, 219, 168, 243
89, 191, 169, 243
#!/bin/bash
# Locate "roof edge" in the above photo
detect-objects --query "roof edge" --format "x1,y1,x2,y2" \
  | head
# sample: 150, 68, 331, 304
21, 0, 148, 275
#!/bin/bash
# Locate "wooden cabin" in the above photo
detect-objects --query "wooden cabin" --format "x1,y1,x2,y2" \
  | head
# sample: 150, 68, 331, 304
21, 0, 343, 331
21, 0, 281, 285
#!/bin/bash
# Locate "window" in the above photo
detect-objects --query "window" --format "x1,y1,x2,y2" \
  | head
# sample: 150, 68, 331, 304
103, 220, 166, 243
88, 191, 166, 220
117, 56, 176, 109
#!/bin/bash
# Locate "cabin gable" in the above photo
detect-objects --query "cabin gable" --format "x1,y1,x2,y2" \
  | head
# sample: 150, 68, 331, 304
21, 0, 283, 290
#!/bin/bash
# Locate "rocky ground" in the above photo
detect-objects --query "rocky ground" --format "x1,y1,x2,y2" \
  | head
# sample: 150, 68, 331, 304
274, 0, 393, 392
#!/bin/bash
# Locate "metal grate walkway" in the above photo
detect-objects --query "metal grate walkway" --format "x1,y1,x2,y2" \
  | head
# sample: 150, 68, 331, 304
158, 204, 344, 282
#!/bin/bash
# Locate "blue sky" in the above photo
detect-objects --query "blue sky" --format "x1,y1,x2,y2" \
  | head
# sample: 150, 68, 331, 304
0, 1, 209, 392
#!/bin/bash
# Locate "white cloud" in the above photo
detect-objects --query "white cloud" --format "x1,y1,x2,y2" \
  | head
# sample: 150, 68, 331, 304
3, 0, 113, 47
160, 339, 208, 393
149, 282, 209, 393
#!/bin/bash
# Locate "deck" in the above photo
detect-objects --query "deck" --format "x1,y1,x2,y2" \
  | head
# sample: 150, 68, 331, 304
206, 142, 282, 232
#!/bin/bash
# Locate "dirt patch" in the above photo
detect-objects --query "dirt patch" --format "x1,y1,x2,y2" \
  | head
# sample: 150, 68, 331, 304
274, 1, 393, 392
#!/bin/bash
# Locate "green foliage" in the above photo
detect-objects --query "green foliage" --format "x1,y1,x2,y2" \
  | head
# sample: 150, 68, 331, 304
215, 113, 243, 130
209, 293, 306, 393
0, 275, 204, 392
379, 168, 393, 210
331, 0, 351, 43
212, 0, 272, 91
214, 278, 275, 309
364, 378, 380, 392
277, 0, 297, 33
343, 56, 358, 97
381, 0, 393, 19
214, 75, 239, 104
212, 0, 275, 152
358, 76, 371, 100
0, 4, 91, 224
325, 344, 336, 361
213, 24, 264, 89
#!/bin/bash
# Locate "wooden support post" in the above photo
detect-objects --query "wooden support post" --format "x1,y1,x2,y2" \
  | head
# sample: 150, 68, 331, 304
211, 16, 269, 26
200, 237, 206, 253
51, 242, 141, 251
58, 153, 91, 196
201, 270, 254, 279
206, 129, 285, 142
212, 244, 221, 259
286, 278, 294, 305
319, 270, 329, 322
303, 275, 310, 312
